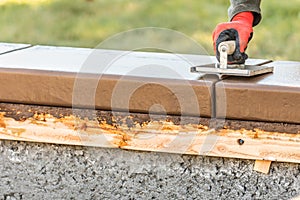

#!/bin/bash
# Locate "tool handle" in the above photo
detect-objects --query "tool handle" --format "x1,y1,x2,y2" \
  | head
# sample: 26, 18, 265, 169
218, 40, 236, 55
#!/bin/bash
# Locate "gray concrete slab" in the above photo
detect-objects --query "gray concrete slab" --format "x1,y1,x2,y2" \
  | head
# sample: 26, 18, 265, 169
0, 44, 270, 80
216, 61, 300, 123
0, 44, 203, 80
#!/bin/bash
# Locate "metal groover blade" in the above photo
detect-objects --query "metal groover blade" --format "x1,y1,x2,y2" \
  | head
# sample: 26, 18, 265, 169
190, 41, 273, 78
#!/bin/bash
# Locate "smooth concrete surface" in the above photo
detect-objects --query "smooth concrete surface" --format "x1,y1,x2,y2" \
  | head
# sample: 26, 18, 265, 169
0, 140, 299, 199
0, 43, 269, 80
216, 61, 300, 123
0, 44, 206, 80
0, 42, 31, 55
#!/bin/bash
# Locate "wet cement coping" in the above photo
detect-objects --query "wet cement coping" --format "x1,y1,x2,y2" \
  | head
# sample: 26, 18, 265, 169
216, 61, 300, 124
0, 42, 299, 124
0, 67, 214, 117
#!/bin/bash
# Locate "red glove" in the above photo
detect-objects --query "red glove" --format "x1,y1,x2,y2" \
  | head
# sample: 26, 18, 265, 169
212, 12, 254, 64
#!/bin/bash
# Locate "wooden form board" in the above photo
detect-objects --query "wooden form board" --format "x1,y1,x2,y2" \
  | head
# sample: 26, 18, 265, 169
0, 103, 299, 164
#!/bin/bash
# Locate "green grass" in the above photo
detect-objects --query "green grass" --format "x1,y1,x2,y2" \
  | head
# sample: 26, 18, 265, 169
0, 0, 299, 61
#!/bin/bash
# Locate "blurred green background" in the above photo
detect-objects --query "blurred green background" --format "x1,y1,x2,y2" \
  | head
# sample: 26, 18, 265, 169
0, 0, 299, 61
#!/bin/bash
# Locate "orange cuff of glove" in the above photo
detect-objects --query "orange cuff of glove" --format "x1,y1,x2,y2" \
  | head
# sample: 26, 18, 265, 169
232, 11, 254, 27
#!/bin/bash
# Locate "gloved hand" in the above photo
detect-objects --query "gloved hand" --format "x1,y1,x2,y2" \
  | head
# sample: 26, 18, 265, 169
212, 11, 254, 64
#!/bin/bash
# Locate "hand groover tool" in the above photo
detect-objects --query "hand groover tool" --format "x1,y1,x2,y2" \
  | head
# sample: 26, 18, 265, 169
190, 41, 274, 79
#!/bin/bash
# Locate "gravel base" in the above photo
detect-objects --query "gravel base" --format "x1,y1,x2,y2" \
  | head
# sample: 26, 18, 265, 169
0, 140, 299, 200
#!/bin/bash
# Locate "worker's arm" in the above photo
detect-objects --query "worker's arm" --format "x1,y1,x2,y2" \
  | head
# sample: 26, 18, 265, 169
213, 0, 261, 64
228, 0, 261, 26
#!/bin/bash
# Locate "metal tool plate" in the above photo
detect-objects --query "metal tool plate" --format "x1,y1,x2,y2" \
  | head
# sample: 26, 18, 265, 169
191, 64, 274, 77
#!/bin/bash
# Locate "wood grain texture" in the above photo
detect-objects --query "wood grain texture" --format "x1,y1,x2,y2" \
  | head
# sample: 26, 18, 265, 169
0, 103, 299, 164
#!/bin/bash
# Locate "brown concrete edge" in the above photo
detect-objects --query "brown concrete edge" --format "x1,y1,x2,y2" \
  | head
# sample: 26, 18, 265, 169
215, 82, 300, 124
0, 68, 214, 117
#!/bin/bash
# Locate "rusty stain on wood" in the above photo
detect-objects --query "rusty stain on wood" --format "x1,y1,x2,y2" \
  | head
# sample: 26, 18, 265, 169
0, 112, 6, 128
